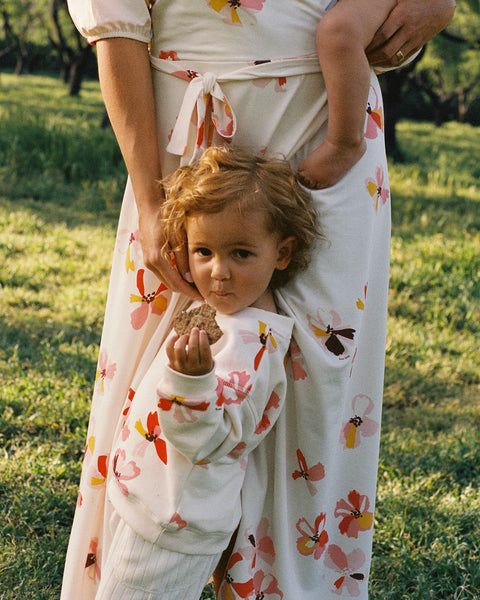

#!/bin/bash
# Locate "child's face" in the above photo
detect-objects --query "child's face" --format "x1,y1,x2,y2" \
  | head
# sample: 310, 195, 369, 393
186, 203, 294, 315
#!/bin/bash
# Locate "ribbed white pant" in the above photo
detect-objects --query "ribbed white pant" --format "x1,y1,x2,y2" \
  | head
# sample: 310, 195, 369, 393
96, 515, 222, 600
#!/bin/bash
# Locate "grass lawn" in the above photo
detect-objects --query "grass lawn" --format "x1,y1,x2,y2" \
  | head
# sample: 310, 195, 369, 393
0, 73, 479, 599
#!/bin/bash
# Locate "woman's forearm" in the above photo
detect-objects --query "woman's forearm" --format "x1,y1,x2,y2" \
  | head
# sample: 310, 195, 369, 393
96, 38, 163, 212
95, 38, 202, 299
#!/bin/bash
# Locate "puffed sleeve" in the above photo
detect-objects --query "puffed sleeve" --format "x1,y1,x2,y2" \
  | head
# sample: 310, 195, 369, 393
67, 0, 153, 45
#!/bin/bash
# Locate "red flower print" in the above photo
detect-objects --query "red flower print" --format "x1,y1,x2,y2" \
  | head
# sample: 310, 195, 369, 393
89, 454, 109, 487
85, 537, 101, 582
296, 514, 329, 560
169, 512, 187, 530
159, 50, 179, 60
112, 449, 141, 495
366, 166, 390, 213
207, 0, 266, 26
324, 544, 366, 597
219, 552, 255, 599
292, 448, 325, 496
216, 371, 252, 407
129, 269, 168, 330
95, 349, 117, 394
365, 85, 383, 139
158, 394, 210, 423
134, 412, 168, 464
340, 394, 378, 450
123, 387, 135, 419
289, 337, 307, 380
307, 308, 355, 358
254, 391, 281, 434
335, 490, 373, 538
356, 282, 368, 311
240, 321, 279, 370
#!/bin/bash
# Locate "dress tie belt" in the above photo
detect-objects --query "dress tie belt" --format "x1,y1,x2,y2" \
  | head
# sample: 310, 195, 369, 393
150, 54, 322, 165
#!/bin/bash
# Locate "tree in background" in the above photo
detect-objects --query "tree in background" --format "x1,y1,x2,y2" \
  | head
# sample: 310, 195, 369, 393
381, 0, 480, 159
413, 0, 480, 125
0, 0, 44, 74
49, 0, 93, 95
0, 0, 93, 94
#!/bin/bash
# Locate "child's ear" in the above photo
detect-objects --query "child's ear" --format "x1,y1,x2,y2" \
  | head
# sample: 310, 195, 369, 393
276, 236, 297, 270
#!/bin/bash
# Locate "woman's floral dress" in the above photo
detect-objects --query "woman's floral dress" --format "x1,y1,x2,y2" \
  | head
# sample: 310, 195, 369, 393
62, 0, 392, 598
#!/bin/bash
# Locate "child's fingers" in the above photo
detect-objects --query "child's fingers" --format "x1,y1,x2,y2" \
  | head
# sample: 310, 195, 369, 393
165, 333, 180, 363
198, 330, 214, 372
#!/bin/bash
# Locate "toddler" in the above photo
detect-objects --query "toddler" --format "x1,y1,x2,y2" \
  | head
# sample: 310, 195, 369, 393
96, 146, 320, 600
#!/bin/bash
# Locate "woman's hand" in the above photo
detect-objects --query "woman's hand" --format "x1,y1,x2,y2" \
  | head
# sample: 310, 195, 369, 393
96, 38, 201, 300
166, 328, 214, 376
138, 204, 203, 300
366, 0, 456, 67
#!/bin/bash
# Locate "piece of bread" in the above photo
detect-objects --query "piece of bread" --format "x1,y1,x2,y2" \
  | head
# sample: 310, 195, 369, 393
173, 303, 223, 345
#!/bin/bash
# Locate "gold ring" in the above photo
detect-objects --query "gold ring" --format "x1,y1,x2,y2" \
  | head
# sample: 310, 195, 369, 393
396, 50, 405, 63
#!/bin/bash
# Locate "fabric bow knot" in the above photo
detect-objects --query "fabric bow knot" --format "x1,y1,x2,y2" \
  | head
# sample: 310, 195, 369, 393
166, 70, 237, 165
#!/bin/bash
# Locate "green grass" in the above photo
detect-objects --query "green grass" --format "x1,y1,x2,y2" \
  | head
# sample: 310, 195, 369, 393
0, 73, 479, 599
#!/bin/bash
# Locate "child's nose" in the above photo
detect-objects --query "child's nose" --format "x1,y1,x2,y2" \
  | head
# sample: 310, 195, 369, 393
211, 258, 230, 280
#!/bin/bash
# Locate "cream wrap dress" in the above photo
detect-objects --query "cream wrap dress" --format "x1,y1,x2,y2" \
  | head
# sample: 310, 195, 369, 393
62, 0, 392, 598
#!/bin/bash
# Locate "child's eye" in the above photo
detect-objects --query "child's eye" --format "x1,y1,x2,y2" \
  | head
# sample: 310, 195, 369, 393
195, 247, 212, 257
234, 249, 252, 259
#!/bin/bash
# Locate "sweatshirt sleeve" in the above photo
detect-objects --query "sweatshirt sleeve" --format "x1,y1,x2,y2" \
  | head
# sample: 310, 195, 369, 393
67, 0, 153, 44
156, 309, 294, 465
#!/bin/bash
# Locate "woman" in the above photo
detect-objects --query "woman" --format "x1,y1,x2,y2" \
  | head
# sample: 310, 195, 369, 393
61, 1, 455, 598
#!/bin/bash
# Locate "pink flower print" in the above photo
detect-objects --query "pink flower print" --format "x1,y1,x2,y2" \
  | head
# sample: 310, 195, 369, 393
216, 371, 252, 407
112, 449, 141, 495
289, 337, 307, 380
158, 394, 210, 423
95, 349, 117, 394
254, 391, 281, 434
365, 85, 383, 139
250, 63, 287, 92
250, 570, 283, 599
129, 269, 168, 330
88, 454, 109, 488
238, 518, 276, 569
227, 441, 247, 460
207, 0, 266, 26
171, 68, 199, 83
308, 308, 355, 358
240, 321, 279, 370
134, 412, 168, 464
159, 50, 179, 60
340, 394, 378, 450
324, 545, 366, 597
335, 490, 374, 538
169, 512, 187, 530
296, 514, 329, 560
116, 228, 141, 273
85, 537, 101, 583
366, 166, 390, 212
292, 448, 325, 496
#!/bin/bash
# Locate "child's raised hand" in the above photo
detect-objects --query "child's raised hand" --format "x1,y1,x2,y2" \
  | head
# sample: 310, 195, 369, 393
298, 138, 366, 190
166, 328, 214, 376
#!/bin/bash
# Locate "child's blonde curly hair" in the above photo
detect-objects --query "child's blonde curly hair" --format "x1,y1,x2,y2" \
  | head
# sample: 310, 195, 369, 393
161, 146, 322, 289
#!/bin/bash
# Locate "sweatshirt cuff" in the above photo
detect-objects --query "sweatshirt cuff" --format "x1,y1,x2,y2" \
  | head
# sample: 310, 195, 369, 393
158, 364, 217, 403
